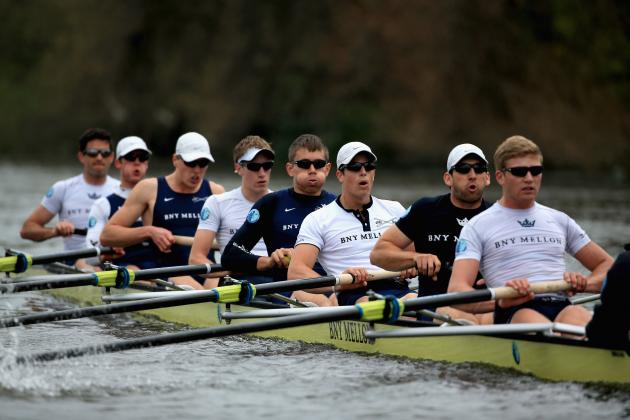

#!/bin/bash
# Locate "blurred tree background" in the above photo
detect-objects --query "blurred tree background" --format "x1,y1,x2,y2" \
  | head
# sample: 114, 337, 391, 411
1, 0, 629, 173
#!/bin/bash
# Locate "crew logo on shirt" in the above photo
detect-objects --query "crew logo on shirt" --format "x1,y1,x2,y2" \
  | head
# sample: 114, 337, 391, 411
246, 209, 260, 223
517, 218, 536, 228
46, 187, 54, 198
88, 192, 101, 200
88, 216, 97, 228
200, 207, 210, 221
455, 238, 468, 254
456, 217, 469, 227
192, 196, 209, 203
374, 217, 398, 228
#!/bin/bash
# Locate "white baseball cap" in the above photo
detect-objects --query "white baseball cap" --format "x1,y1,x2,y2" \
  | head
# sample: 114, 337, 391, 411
237, 147, 275, 163
175, 132, 215, 162
446, 143, 487, 171
116, 136, 151, 159
336, 141, 377, 168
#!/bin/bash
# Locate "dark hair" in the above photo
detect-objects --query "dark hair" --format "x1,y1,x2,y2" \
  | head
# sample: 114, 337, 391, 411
288, 134, 329, 162
79, 128, 112, 152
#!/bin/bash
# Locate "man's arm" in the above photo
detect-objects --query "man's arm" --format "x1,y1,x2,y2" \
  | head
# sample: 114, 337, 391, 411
574, 241, 614, 293
448, 259, 495, 313
101, 180, 174, 252
20, 205, 73, 242
370, 224, 440, 278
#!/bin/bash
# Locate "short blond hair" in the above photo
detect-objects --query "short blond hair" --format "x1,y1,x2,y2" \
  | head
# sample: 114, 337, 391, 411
494, 135, 543, 170
233, 135, 273, 162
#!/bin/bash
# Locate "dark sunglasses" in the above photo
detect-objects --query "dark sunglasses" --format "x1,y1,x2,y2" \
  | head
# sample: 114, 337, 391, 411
182, 158, 210, 168
502, 165, 544, 177
83, 148, 113, 158
340, 161, 377, 172
450, 163, 488, 174
241, 161, 274, 171
121, 151, 150, 162
293, 159, 328, 170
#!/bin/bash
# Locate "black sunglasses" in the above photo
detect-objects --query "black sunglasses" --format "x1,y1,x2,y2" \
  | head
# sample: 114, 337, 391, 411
502, 165, 544, 177
181, 158, 210, 168
241, 161, 274, 171
83, 148, 113, 158
340, 161, 377, 172
293, 159, 328, 170
122, 151, 150, 162
450, 163, 488, 175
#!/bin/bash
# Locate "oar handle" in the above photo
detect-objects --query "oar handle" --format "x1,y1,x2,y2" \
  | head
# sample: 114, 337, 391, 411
337, 270, 402, 284
173, 235, 219, 250
493, 280, 570, 300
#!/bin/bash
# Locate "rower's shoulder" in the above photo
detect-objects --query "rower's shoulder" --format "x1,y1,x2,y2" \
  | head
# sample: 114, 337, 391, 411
209, 180, 225, 195
373, 196, 405, 214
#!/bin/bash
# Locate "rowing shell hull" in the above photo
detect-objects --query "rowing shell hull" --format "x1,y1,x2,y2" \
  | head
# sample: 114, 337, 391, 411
46, 285, 630, 385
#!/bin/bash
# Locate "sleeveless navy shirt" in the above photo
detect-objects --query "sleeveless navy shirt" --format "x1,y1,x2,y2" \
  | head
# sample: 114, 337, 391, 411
152, 176, 212, 267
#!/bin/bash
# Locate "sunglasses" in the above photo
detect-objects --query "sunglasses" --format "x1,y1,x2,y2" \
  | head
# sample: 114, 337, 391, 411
83, 148, 113, 158
340, 161, 377, 172
450, 163, 488, 174
241, 161, 274, 171
181, 158, 210, 168
502, 165, 544, 177
293, 159, 328, 170
122, 151, 150, 162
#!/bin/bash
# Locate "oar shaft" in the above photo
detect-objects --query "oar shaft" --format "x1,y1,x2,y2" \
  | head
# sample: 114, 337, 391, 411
8, 247, 114, 266
0, 276, 95, 293
18, 306, 360, 363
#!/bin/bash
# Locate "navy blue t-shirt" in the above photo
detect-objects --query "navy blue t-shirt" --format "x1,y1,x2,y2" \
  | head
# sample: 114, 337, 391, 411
222, 188, 336, 281
396, 193, 490, 296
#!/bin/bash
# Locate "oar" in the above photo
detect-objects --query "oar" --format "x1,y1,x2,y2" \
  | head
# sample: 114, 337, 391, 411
14, 280, 571, 363
1, 247, 115, 273
173, 235, 220, 250
0, 270, 400, 328
0, 263, 224, 294
364, 322, 586, 338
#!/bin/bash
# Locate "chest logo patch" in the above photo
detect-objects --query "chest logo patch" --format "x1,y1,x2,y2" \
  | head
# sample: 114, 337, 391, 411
88, 193, 101, 200
517, 218, 535, 228
246, 209, 260, 223
456, 217, 469, 227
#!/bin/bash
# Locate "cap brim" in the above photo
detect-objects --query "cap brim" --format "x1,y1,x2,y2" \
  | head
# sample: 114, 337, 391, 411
180, 152, 215, 163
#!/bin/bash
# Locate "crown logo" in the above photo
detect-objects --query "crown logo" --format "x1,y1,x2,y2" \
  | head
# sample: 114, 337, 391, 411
456, 217, 469, 227
517, 218, 535, 228
87, 192, 101, 200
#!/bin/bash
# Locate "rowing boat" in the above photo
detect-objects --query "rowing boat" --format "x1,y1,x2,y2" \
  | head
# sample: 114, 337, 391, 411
23, 268, 627, 385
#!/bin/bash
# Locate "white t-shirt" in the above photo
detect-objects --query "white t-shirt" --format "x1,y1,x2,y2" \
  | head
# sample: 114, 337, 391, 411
455, 201, 591, 288
197, 187, 269, 255
85, 185, 132, 248
41, 174, 118, 250
296, 196, 406, 275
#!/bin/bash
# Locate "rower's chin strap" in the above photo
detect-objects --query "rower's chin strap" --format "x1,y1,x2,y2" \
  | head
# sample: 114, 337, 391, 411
92, 267, 135, 288
0, 253, 33, 273
355, 296, 405, 323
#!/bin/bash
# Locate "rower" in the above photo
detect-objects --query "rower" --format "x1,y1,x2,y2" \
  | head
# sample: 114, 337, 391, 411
586, 249, 630, 347
190, 135, 274, 285
448, 135, 613, 327
288, 141, 417, 305
370, 143, 493, 324
20, 128, 118, 255
221, 134, 336, 305
100, 132, 225, 289
76, 136, 154, 271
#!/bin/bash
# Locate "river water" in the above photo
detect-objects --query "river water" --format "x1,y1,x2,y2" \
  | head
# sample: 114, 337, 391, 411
1, 161, 629, 419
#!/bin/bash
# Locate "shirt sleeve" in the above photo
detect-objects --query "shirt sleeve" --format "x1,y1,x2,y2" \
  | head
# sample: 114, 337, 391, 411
396, 200, 421, 239
41, 180, 65, 215
295, 211, 323, 249
564, 214, 591, 256
221, 194, 273, 273
85, 198, 109, 248
197, 195, 220, 232
454, 223, 483, 262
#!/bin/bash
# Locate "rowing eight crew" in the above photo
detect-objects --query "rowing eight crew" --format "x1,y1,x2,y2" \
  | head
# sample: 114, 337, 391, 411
19, 130, 615, 331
